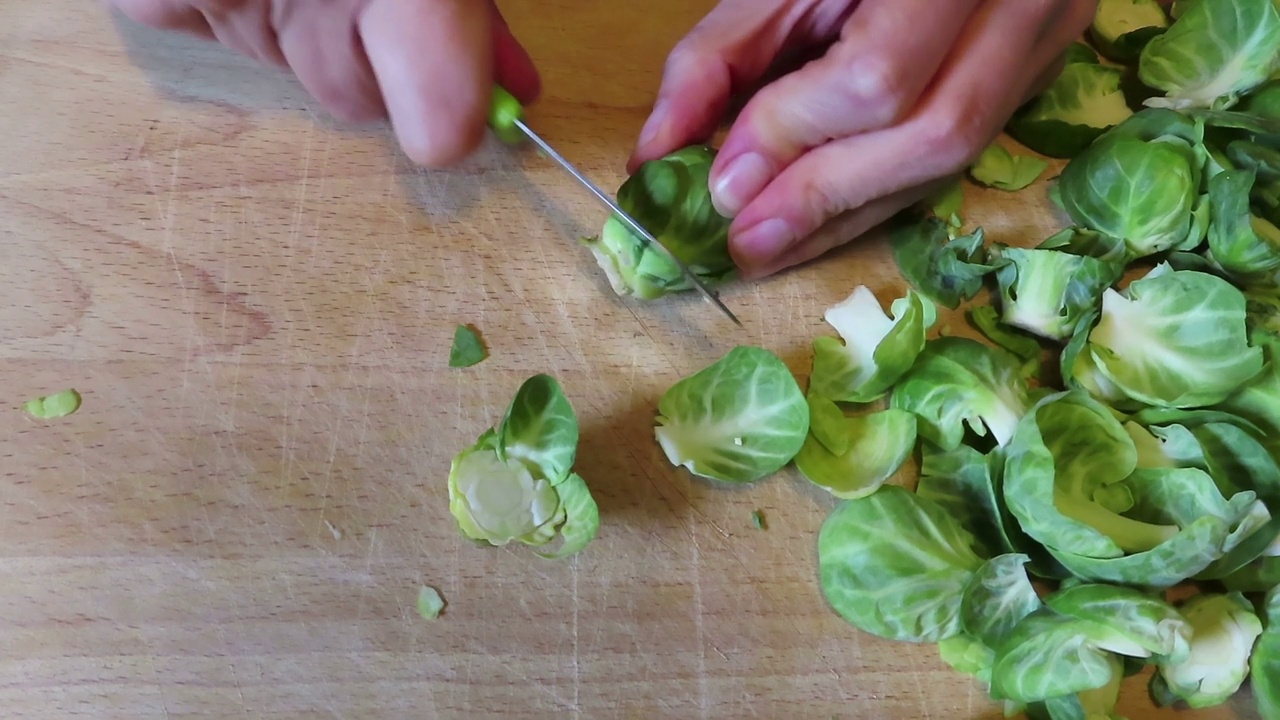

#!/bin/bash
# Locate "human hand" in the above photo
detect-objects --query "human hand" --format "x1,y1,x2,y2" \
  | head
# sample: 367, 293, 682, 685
105, 0, 542, 167
629, 0, 1097, 278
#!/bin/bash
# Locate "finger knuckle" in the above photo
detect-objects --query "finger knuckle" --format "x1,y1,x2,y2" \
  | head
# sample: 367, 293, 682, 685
832, 51, 912, 126
918, 107, 991, 173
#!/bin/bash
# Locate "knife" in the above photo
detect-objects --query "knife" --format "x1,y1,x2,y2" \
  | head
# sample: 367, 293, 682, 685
487, 85, 742, 327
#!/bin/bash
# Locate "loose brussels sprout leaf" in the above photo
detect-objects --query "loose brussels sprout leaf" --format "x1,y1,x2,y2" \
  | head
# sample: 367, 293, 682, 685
1151, 592, 1264, 709
989, 245, 1125, 342
966, 305, 1043, 378
24, 388, 81, 419
1036, 226, 1132, 263
447, 375, 600, 557
817, 485, 985, 642
1229, 138, 1280, 183
794, 408, 916, 499
1060, 308, 1141, 411
989, 609, 1122, 704
1138, 0, 1280, 110
1253, 587, 1280, 720
448, 324, 486, 368
1063, 41, 1101, 66
497, 374, 580, 485
1207, 166, 1280, 279
1086, 268, 1265, 408
969, 143, 1049, 191
915, 443, 1065, 577
806, 395, 849, 456
927, 178, 965, 227
417, 585, 445, 620
1006, 63, 1135, 159
1057, 134, 1199, 258
1240, 78, 1280, 119
1220, 555, 1280, 592
938, 632, 995, 686
1215, 352, 1280, 436
890, 337, 1032, 452
654, 346, 808, 483
889, 214, 1000, 309
1045, 583, 1192, 663
959, 553, 1043, 650
1091, 0, 1170, 62
808, 286, 934, 403
751, 509, 766, 530
1025, 654, 1125, 720
1001, 391, 1164, 560
583, 146, 736, 300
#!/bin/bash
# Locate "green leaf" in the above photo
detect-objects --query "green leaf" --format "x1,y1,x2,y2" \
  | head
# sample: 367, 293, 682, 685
989, 609, 1121, 704
24, 389, 82, 419
498, 374, 580, 485
448, 324, 487, 368
1152, 593, 1264, 708
817, 485, 985, 642
795, 408, 917, 499
1138, 0, 1280, 110
655, 346, 809, 483
416, 585, 445, 619
808, 286, 934, 403
1253, 587, 1280, 719
969, 143, 1050, 191
888, 214, 1001, 310
990, 245, 1126, 342
959, 553, 1043, 650
533, 473, 600, 559
1045, 584, 1192, 663
1006, 63, 1135, 159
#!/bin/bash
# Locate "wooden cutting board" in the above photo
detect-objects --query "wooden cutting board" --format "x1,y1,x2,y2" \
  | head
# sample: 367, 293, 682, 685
0, 1, 1261, 718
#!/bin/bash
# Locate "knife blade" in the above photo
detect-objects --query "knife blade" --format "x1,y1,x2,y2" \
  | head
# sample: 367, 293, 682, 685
488, 85, 742, 327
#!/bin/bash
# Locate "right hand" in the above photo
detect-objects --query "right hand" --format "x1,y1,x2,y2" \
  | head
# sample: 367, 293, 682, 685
105, 0, 542, 167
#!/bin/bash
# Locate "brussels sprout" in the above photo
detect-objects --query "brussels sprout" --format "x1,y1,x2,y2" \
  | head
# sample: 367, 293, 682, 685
583, 146, 736, 300
1006, 63, 1135, 159
1138, 0, 1280, 110
1091, 0, 1170, 62
447, 374, 600, 559
1151, 592, 1264, 708
1057, 131, 1200, 258
1206, 166, 1280, 280
654, 346, 809, 483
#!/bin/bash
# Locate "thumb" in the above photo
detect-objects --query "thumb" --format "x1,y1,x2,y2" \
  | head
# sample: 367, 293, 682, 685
708, 0, 980, 217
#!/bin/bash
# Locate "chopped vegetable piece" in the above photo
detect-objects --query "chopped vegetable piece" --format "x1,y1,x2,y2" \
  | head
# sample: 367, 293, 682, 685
808, 286, 935, 403
795, 408, 917, 499
654, 346, 809, 484
448, 324, 487, 368
1090, 0, 1170, 62
417, 585, 445, 619
751, 510, 766, 530
1006, 62, 1134, 159
969, 144, 1050, 191
24, 389, 81, 419
1151, 593, 1264, 708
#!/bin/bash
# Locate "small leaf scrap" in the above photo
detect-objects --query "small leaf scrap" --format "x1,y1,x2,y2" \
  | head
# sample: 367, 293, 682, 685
449, 324, 487, 368
24, 389, 82, 419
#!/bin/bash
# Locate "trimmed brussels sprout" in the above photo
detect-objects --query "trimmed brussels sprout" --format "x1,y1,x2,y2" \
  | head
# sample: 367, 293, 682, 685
1138, 0, 1280, 110
447, 374, 600, 558
1091, 0, 1170, 62
1152, 593, 1264, 708
583, 146, 736, 300
1006, 63, 1134, 159
1057, 129, 1201, 258
654, 346, 809, 483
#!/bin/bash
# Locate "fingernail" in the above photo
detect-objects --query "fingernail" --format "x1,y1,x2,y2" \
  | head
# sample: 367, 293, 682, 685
637, 99, 668, 148
712, 152, 771, 217
733, 218, 794, 269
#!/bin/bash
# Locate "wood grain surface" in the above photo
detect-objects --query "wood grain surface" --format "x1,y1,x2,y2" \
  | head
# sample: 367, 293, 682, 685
0, 1, 1263, 718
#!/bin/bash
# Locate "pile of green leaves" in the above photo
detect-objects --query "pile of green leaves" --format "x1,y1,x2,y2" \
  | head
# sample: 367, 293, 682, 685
445, 0, 1280, 712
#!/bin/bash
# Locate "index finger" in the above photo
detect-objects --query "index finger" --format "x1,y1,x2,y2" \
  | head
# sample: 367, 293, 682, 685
357, 0, 495, 168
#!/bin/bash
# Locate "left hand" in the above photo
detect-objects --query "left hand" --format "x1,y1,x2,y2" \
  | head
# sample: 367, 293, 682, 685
628, 0, 1097, 279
